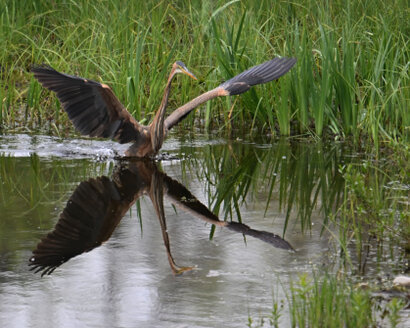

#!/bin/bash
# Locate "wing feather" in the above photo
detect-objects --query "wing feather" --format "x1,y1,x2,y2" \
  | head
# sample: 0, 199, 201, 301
32, 66, 146, 144
164, 57, 296, 130
220, 57, 296, 95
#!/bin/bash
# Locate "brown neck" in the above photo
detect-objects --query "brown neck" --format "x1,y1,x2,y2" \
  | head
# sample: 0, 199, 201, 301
150, 68, 176, 153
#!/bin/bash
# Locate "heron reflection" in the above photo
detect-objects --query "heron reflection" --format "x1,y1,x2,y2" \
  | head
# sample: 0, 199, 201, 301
29, 160, 293, 276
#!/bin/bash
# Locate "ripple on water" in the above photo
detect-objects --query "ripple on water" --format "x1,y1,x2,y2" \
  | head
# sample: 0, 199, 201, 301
0, 134, 125, 159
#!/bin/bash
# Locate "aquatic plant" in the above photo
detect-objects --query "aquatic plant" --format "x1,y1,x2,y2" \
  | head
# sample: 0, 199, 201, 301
0, 0, 408, 143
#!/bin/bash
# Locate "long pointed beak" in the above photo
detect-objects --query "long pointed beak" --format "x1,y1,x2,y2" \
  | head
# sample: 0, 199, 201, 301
175, 61, 197, 80
182, 68, 197, 80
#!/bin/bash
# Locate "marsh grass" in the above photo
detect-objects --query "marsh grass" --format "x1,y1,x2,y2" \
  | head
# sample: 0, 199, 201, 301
287, 273, 408, 328
288, 273, 374, 328
0, 0, 408, 142
248, 272, 407, 328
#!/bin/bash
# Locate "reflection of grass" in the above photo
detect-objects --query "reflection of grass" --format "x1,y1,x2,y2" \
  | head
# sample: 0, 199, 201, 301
1, 1, 408, 143
180, 138, 408, 270
0, 154, 112, 254
180, 138, 346, 237
178, 138, 409, 325
333, 143, 410, 275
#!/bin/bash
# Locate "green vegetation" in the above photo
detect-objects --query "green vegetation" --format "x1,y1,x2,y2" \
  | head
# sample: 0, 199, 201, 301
288, 274, 375, 328
247, 273, 406, 328
1, 0, 408, 323
0, 0, 408, 142
248, 273, 406, 328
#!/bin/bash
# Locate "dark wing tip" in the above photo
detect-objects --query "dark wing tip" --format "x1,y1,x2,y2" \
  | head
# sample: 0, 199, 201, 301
226, 221, 294, 251
220, 57, 297, 95
31, 65, 90, 84
31, 65, 65, 81
31, 64, 55, 72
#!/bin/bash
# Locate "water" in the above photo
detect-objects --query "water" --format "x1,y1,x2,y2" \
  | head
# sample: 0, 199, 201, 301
0, 134, 407, 327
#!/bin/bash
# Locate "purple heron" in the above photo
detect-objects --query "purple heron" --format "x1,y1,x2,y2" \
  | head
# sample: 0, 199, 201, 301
32, 58, 296, 157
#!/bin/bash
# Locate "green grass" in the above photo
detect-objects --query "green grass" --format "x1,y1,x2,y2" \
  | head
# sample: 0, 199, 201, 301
247, 273, 407, 328
288, 273, 407, 328
289, 273, 374, 328
0, 0, 408, 143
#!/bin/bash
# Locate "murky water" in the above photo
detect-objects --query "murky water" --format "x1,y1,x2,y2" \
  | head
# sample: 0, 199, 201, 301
0, 134, 407, 327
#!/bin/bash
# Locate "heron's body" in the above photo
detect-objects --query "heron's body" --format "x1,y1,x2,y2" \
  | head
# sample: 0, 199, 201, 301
32, 58, 296, 157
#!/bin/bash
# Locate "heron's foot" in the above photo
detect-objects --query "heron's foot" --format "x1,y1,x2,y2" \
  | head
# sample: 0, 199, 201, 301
172, 265, 196, 276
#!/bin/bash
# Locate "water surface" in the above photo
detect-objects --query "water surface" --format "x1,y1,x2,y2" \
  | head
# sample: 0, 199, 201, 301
0, 134, 407, 327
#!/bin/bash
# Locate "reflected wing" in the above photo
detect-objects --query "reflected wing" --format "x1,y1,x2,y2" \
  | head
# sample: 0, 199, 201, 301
164, 57, 296, 130
29, 177, 124, 276
163, 175, 294, 251
29, 161, 156, 276
226, 222, 294, 251
32, 66, 146, 144
163, 175, 221, 225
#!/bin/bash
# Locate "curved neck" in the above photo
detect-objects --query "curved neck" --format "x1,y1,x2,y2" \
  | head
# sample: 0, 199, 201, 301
150, 69, 176, 153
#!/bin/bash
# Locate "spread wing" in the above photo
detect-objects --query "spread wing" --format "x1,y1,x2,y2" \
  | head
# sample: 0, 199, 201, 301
164, 57, 296, 130
28, 177, 126, 276
219, 57, 297, 95
32, 66, 146, 144
225, 222, 294, 251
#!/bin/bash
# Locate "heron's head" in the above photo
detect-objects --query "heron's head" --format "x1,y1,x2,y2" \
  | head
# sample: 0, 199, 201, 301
174, 61, 197, 80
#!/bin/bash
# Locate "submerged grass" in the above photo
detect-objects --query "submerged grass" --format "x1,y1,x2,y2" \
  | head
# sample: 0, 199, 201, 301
0, 0, 408, 143
180, 136, 409, 251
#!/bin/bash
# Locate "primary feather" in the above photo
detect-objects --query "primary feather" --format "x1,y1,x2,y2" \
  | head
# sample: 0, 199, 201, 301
31, 66, 144, 144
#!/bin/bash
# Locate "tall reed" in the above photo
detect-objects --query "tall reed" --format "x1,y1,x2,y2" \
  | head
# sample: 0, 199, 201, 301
0, 0, 408, 142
